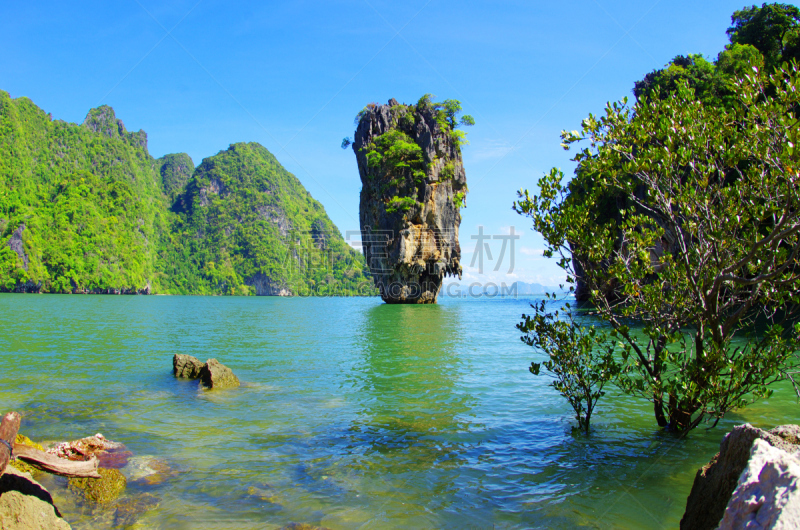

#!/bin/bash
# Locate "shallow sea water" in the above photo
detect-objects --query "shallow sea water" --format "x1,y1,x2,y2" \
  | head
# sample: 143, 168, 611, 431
0, 294, 797, 529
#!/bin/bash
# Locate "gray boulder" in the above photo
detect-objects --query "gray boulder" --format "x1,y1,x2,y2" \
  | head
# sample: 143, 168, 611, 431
0, 465, 71, 529
718, 439, 800, 529
173, 354, 204, 379
681, 423, 800, 529
200, 359, 240, 389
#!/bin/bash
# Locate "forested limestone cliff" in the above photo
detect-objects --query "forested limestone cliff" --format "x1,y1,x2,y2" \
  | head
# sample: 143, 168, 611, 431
0, 91, 373, 296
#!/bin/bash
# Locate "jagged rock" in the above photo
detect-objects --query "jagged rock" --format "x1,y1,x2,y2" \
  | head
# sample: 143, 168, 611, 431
7, 224, 28, 271
68, 468, 126, 505
352, 97, 466, 303
200, 359, 240, 389
681, 423, 800, 529
173, 354, 204, 379
82, 105, 147, 151
718, 439, 800, 529
0, 465, 71, 529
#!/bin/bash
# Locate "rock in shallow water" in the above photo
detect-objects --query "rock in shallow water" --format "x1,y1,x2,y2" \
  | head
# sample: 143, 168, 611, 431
67, 468, 126, 505
352, 97, 466, 304
173, 354, 204, 379
0, 465, 71, 529
200, 358, 240, 389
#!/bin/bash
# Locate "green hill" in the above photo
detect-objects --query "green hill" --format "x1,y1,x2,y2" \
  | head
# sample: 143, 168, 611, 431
0, 90, 374, 296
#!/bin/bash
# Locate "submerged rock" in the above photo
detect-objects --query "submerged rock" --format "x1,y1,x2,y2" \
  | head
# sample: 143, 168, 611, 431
112, 492, 159, 528
122, 456, 176, 486
351, 96, 468, 303
200, 358, 240, 389
681, 423, 800, 529
718, 438, 800, 529
0, 465, 71, 529
173, 354, 204, 379
67, 468, 126, 505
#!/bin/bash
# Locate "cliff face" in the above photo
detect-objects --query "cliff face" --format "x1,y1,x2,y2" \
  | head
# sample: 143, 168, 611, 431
352, 97, 468, 303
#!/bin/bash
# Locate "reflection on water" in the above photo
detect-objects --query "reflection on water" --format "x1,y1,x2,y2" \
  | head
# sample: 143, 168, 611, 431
0, 294, 797, 529
343, 304, 473, 526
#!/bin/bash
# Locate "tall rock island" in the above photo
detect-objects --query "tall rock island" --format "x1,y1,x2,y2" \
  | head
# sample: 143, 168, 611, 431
351, 95, 471, 303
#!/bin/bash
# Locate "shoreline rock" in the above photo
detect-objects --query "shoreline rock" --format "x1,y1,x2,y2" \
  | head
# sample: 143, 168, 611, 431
0, 465, 71, 529
681, 423, 800, 529
718, 438, 800, 528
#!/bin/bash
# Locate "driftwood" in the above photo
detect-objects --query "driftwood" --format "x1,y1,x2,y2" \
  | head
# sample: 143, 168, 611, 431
1, 411, 100, 479
0, 411, 21, 477
13, 444, 100, 479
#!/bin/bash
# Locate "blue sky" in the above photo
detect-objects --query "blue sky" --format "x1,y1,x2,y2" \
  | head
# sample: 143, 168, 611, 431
0, 1, 772, 287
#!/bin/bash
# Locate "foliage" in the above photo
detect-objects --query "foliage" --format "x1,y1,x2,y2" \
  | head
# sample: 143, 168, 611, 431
385, 195, 419, 214
365, 129, 425, 178
453, 190, 467, 209
636, 3, 800, 106
519, 296, 617, 432
157, 152, 194, 203
727, 2, 800, 69
516, 65, 800, 433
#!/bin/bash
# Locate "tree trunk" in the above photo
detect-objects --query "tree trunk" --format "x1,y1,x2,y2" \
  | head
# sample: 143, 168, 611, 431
653, 393, 668, 427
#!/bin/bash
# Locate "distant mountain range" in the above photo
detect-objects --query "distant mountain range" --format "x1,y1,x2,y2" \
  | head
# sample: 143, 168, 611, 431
510, 281, 569, 295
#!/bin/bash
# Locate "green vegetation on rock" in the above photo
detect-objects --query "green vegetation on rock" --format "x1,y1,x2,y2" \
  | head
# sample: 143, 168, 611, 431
0, 91, 375, 296
11, 434, 45, 476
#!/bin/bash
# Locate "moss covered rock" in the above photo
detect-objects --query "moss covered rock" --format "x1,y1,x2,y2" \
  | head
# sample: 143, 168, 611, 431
200, 358, 240, 389
11, 434, 45, 476
68, 468, 126, 504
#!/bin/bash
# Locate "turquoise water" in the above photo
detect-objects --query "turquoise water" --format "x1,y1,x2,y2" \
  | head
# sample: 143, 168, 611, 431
0, 294, 797, 529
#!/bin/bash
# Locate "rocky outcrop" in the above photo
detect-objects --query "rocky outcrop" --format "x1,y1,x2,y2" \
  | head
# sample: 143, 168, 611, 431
245, 273, 291, 296
681, 423, 800, 529
200, 359, 240, 389
718, 438, 800, 529
82, 105, 147, 151
352, 97, 467, 303
7, 224, 28, 271
173, 354, 205, 379
0, 465, 71, 529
